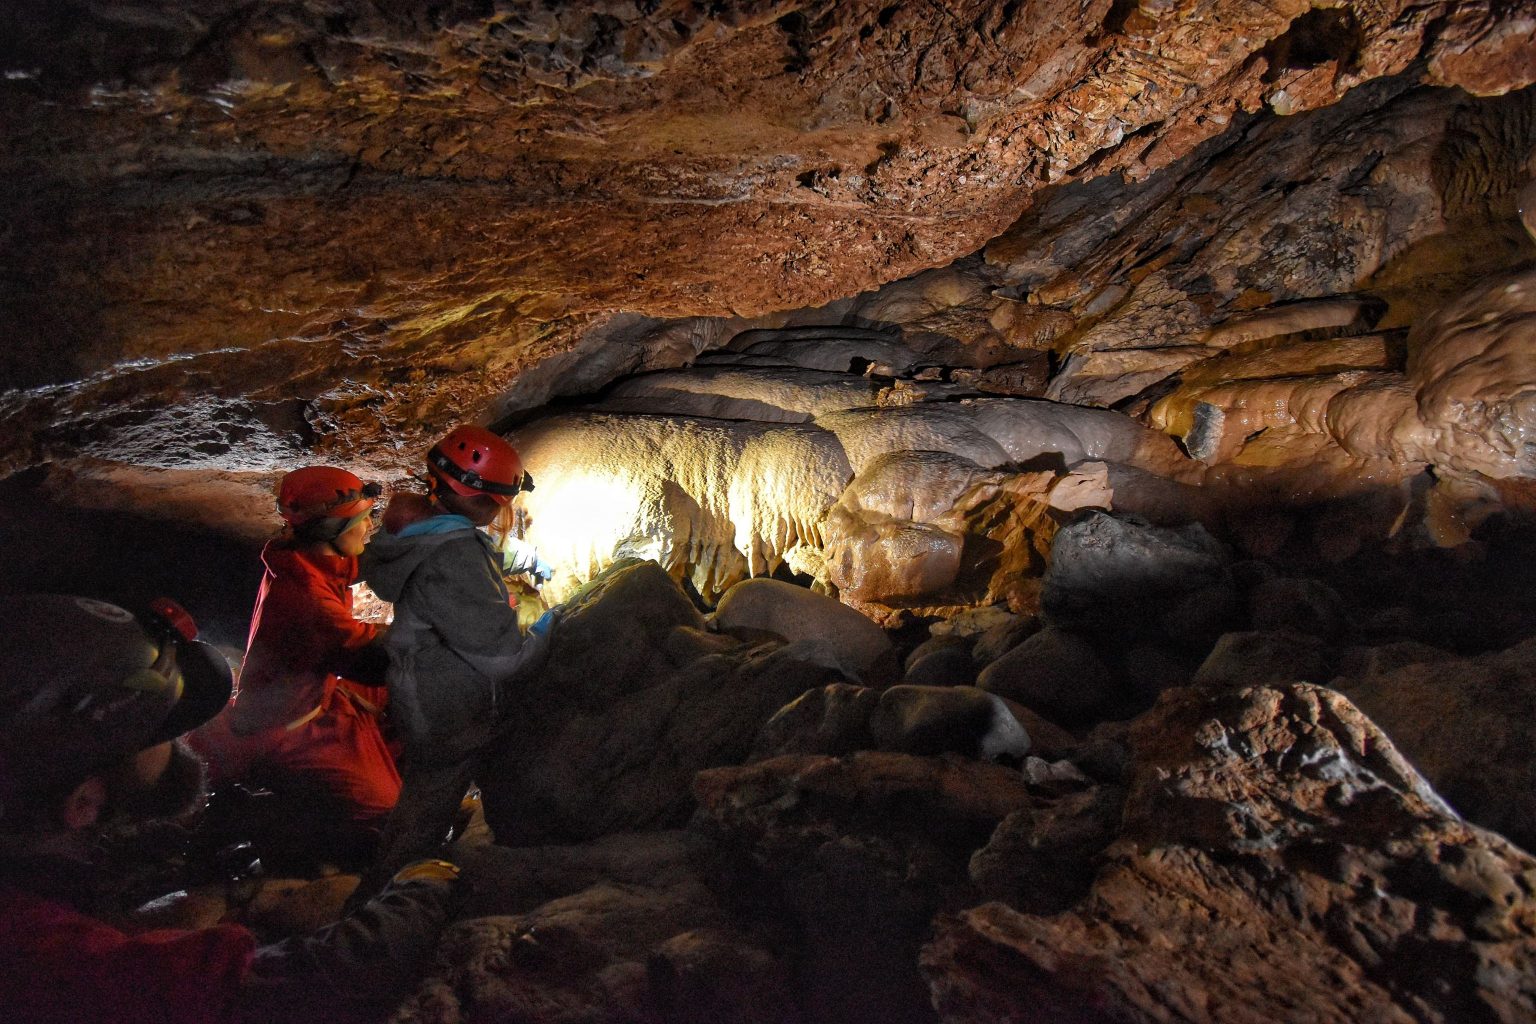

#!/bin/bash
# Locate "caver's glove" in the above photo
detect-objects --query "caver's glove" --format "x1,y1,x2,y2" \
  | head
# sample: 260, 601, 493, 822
244, 859, 463, 1007
498, 536, 553, 584
528, 607, 560, 638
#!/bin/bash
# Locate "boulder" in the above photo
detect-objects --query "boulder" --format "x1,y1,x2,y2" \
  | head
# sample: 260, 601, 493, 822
1340, 636, 1536, 852
1334, 639, 1456, 678
968, 784, 1125, 915
1191, 628, 1331, 688
1158, 576, 1244, 652
479, 562, 843, 844
1118, 643, 1198, 704
1069, 720, 1134, 785
695, 752, 1033, 1024
485, 640, 840, 845
751, 683, 1032, 763
969, 613, 1042, 667
870, 685, 1031, 761
904, 633, 975, 671
712, 577, 897, 683
398, 832, 797, 1024
999, 701, 1078, 762
976, 626, 1123, 727
922, 683, 1536, 1023
1247, 575, 1346, 639
532, 558, 706, 713
1042, 511, 1231, 642
902, 638, 978, 687
929, 605, 1019, 639
749, 683, 881, 761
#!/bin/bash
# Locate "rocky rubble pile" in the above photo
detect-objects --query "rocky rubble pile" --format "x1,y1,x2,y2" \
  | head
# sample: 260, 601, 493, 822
381, 546, 1536, 1024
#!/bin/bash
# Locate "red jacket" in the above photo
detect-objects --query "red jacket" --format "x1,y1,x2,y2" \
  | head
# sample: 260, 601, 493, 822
228, 542, 380, 736
0, 885, 255, 1024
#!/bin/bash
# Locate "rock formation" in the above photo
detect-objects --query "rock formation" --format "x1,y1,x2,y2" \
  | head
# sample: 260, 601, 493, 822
5, 6, 1536, 1023
407, 560, 1536, 1023
1, 2, 1532, 484
922, 682, 1536, 1024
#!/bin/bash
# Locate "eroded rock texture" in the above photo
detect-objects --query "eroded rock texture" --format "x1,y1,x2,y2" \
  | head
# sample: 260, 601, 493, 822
2, 0, 1533, 485
921, 683, 1536, 1024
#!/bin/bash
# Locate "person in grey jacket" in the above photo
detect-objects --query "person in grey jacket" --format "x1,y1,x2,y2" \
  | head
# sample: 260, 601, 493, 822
354, 424, 554, 899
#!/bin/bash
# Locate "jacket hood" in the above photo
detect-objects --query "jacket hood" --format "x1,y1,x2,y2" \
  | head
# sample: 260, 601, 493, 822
358, 520, 479, 602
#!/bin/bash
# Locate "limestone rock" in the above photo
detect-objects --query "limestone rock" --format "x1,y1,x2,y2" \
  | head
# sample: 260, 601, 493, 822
1046, 346, 1217, 407
870, 685, 1031, 761
398, 832, 796, 1024
1192, 628, 1331, 689
748, 682, 881, 761
823, 507, 966, 609
1042, 511, 1231, 639
922, 683, 1536, 1024
1340, 637, 1536, 852
511, 413, 852, 601
1409, 268, 1536, 479
711, 577, 897, 683
12, 3, 1530, 480
975, 626, 1124, 727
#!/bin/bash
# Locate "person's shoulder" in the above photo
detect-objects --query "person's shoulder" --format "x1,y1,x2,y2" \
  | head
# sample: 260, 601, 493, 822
381, 493, 435, 535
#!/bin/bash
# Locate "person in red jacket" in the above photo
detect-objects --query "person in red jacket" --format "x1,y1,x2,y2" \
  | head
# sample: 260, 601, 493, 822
0, 594, 462, 1024
190, 467, 401, 867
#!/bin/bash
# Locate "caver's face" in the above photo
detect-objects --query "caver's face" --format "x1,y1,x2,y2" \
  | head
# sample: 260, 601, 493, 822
332, 511, 375, 557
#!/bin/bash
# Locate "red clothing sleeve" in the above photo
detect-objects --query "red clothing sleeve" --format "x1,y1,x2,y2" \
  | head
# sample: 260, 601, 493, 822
262, 550, 378, 663
0, 886, 256, 1024
232, 544, 382, 734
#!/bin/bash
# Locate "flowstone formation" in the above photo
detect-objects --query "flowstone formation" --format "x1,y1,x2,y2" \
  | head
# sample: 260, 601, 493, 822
508, 368, 1193, 613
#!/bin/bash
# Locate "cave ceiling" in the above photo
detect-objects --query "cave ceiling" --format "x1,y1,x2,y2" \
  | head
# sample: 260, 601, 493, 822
2, 0, 1533, 500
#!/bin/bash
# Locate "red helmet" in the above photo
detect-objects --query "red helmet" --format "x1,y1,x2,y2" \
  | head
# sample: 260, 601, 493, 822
427, 425, 527, 507
276, 467, 380, 527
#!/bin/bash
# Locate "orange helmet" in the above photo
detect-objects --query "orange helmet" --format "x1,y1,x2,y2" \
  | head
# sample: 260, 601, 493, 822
426, 426, 530, 507
277, 467, 381, 530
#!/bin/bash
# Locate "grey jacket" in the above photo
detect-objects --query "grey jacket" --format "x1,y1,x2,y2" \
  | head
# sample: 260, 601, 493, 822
358, 517, 547, 751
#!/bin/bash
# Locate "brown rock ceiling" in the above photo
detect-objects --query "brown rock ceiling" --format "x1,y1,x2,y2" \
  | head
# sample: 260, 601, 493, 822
2, 0, 1533, 484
